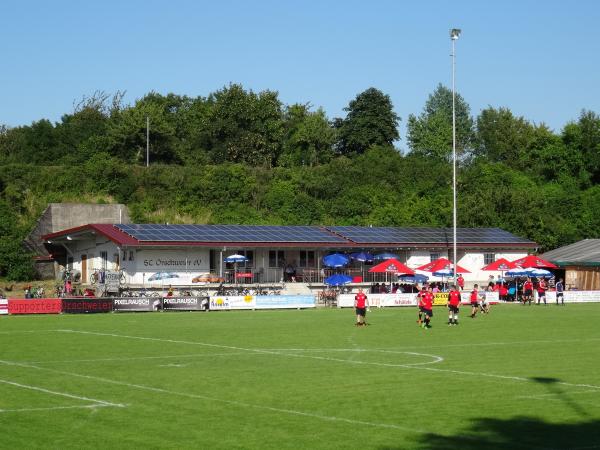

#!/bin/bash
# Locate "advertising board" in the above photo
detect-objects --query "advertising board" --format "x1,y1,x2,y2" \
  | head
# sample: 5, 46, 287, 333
0, 299, 7, 315
112, 297, 160, 312
62, 298, 113, 314
255, 295, 316, 309
163, 297, 209, 311
8, 299, 62, 315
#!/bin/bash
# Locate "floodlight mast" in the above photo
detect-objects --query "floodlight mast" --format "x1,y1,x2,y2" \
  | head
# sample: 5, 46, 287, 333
450, 28, 461, 282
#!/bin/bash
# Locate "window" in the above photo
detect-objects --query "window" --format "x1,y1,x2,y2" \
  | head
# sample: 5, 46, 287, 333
430, 253, 440, 262
269, 250, 285, 268
299, 250, 315, 267
129, 250, 134, 261
484, 253, 495, 265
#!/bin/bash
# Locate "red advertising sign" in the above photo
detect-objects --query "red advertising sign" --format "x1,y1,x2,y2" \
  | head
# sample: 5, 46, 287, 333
8, 299, 62, 315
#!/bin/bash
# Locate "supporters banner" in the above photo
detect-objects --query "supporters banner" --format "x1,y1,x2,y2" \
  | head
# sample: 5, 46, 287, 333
255, 295, 315, 309
209, 295, 256, 311
0, 298, 9, 315
163, 296, 209, 311
113, 297, 160, 312
62, 298, 113, 314
8, 299, 62, 315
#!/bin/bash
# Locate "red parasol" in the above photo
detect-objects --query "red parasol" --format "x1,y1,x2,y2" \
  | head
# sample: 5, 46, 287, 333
512, 255, 558, 269
481, 258, 517, 271
416, 257, 470, 274
368, 259, 415, 275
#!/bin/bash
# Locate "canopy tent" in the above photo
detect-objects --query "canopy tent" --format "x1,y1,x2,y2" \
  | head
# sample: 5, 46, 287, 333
512, 255, 558, 269
416, 258, 470, 274
368, 259, 414, 275
481, 258, 518, 272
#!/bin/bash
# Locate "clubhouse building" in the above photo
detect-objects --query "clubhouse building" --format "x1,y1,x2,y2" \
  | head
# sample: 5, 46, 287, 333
42, 224, 537, 287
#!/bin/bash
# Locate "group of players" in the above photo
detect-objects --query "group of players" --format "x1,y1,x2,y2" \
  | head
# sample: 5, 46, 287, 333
352, 283, 489, 328
415, 283, 489, 329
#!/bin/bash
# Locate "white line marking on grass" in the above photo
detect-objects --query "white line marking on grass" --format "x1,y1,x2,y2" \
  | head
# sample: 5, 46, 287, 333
0, 359, 426, 435
53, 330, 600, 392
0, 379, 125, 408
25, 352, 250, 364
0, 404, 115, 413
264, 348, 444, 366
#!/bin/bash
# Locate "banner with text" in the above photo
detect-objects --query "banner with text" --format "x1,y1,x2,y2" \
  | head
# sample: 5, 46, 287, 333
544, 291, 600, 303
209, 295, 256, 311
62, 298, 113, 313
112, 297, 160, 312
337, 291, 499, 308
163, 296, 209, 311
1, 298, 9, 315
8, 299, 62, 314
255, 295, 316, 309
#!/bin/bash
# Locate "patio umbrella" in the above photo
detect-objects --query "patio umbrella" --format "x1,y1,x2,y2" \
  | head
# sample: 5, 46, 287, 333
416, 258, 470, 274
148, 272, 179, 282
481, 258, 518, 287
481, 258, 517, 272
224, 254, 248, 263
512, 255, 558, 269
224, 254, 248, 283
349, 252, 374, 262
527, 268, 553, 278
505, 268, 531, 302
398, 274, 429, 283
505, 268, 530, 277
369, 259, 414, 287
373, 252, 400, 261
368, 259, 414, 275
324, 274, 353, 286
323, 253, 350, 268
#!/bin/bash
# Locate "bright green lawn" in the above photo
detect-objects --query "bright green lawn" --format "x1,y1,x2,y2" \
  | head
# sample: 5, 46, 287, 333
1, 304, 600, 449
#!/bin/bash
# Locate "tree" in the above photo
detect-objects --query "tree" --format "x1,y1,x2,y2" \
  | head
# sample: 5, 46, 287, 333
407, 84, 473, 160
562, 110, 600, 184
335, 88, 399, 155
204, 84, 284, 166
279, 104, 335, 166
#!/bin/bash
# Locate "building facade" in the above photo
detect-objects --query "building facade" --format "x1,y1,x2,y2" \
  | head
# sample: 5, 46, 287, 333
43, 224, 537, 287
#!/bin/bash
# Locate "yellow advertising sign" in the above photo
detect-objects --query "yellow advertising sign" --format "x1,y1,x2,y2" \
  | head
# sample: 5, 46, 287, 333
433, 292, 449, 306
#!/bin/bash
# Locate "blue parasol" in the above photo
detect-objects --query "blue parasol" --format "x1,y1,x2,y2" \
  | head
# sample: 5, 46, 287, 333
398, 274, 429, 283
323, 253, 350, 268
324, 274, 353, 286
349, 252, 374, 263
224, 254, 248, 263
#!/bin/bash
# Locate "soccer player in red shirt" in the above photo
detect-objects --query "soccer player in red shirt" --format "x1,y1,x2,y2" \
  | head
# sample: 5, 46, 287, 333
470, 284, 482, 318
354, 288, 368, 326
421, 286, 434, 329
536, 278, 548, 305
457, 274, 465, 290
447, 284, 461, 326
416, 285, 427, 325
523, 278, 533, 306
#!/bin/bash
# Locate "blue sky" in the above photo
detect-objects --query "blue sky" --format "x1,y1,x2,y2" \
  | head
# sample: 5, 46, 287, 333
2, 0, 599, 148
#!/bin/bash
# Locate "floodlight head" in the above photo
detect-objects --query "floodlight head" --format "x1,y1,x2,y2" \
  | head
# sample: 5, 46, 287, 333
450, 28, 461, 40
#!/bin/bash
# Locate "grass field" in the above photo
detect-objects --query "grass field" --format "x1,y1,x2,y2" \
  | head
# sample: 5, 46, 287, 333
1, 304, 600, 449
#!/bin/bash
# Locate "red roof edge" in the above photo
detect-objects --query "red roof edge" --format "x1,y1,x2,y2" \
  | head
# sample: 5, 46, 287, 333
42, 224, 139, 246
